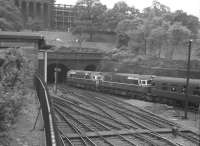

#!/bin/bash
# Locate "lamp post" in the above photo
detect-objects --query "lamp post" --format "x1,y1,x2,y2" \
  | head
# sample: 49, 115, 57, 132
44, 51, 48, 83
184, 40, 192, 119
54, 67, 61, 94
53, 38, 63, 94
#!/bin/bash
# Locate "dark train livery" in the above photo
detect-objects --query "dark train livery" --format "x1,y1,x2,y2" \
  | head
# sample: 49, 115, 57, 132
66, 70, 200, 106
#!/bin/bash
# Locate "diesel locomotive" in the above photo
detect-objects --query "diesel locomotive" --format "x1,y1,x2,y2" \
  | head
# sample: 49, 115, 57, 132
66, 70, 200, 106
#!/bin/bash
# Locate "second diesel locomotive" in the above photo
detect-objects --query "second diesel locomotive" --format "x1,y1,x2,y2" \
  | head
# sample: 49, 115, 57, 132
66, 70, 200, 105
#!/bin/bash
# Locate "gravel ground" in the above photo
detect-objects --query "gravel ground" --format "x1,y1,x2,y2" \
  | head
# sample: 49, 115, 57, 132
125, 99, 200, 133
8, 89, 45, 146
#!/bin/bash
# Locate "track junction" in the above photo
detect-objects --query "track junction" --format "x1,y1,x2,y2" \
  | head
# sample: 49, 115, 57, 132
50, 85, 200, 146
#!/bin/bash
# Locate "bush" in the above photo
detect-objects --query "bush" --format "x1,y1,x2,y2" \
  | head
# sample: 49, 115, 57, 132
0, 48, 27, 145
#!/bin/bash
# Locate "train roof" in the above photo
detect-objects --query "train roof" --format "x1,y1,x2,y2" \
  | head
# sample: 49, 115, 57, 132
116, 73, 153, 78
0, 31, 44, 40
103, 72, 153, 80
68, 70, 101, 74
153, 76, 200, 85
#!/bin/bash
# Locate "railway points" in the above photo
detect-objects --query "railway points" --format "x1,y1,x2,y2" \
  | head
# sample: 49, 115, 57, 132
49, 85, 200, 146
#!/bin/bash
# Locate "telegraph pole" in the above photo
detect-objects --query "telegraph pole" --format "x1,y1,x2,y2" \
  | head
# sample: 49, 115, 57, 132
184, 40, 192, 119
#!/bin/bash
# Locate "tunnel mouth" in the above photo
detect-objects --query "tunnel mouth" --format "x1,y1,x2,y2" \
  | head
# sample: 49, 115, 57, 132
0, 59, 5, 67
84, 64, 97, 71
47, 63, 69, 83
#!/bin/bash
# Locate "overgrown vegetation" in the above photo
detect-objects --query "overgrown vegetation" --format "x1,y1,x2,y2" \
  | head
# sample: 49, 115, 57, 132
0, 48, 28, 145
0, 0, 24, 31
72, 0, 200, 60
26, 18, 45, 31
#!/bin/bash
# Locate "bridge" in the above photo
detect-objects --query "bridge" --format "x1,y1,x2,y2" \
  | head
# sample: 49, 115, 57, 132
0, 31, 105, 84
38, 47, 104, 83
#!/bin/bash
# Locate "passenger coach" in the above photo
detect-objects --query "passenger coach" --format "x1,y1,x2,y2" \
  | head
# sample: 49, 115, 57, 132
151, 76, 200, 104
66, 70, 200, 106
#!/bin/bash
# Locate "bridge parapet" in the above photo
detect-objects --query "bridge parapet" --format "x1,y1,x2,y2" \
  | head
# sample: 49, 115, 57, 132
47, 52, 104, 60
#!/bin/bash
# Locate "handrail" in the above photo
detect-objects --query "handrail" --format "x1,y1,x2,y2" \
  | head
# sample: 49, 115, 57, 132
34, 73, 64, 146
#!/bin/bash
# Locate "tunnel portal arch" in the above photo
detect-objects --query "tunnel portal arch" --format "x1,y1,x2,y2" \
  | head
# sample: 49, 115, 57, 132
84, 64, 97, 71
0, 59, 5, 67
47, 63, 69, 83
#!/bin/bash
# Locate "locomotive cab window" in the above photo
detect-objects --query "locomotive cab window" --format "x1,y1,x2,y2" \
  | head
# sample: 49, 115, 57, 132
147, 80, 152, 85
85, 75, 90, 79
140, 80, 149, 86
193, 86, 200, 96
131, 79, 139, 85
141, 80, 146, 84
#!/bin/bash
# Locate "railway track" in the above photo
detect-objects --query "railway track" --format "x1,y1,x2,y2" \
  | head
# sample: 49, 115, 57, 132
50, 85, 200, 146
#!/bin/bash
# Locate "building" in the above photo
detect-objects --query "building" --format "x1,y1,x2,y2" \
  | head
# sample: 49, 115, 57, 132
53, 4, 74, 31
13, 0, 74, 30
13, 0, 54, 27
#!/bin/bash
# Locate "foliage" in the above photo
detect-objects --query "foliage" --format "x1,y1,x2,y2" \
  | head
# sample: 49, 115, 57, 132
102, 1, 139, 32
72, 0, 107, 40
0, 0, 23, 31
26, 18, 45, 31
0, 48, 27, 143
112, 0, 199, 59
116, 32, 130, 48
71, 0, 199, 60
172, 10, 199, 36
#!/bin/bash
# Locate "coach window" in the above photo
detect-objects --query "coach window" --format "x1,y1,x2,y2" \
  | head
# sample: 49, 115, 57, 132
151, 82, 156, 86
171, 87, 177, 92
193, 86, 200, 96
181, 86, 186, 94
161, 83, 168, 90
132, 79, 139, 85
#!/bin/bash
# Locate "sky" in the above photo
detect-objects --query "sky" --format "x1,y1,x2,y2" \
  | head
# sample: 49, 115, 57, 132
56, 0, 200, 19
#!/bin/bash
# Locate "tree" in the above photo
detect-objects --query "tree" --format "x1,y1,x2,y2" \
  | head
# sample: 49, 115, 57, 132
0, 0, 23, 31
149, 25, 168, 57
116, 32, 130, 48
26, 18, 45, 31
101, 1, 139, 32
128, 28, 146, 54
116, 18, 146, 54
173, 10, 199, 36
168, 22, 191, 58
72, 0, 107, 41
152, 0, 170, 16
116, 18, 143, 33
142, 0, 170, 18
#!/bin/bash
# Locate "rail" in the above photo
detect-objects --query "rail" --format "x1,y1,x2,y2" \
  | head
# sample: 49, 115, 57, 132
34, 73, 64, 146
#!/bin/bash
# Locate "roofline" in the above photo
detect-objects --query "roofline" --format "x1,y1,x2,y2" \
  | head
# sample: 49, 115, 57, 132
0, 32, 44, 40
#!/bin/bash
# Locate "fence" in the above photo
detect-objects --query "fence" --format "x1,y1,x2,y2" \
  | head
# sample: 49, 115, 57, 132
34, 73, 65, 146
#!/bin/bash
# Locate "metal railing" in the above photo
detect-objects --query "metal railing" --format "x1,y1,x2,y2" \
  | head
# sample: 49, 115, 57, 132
34, 73, 64, 146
